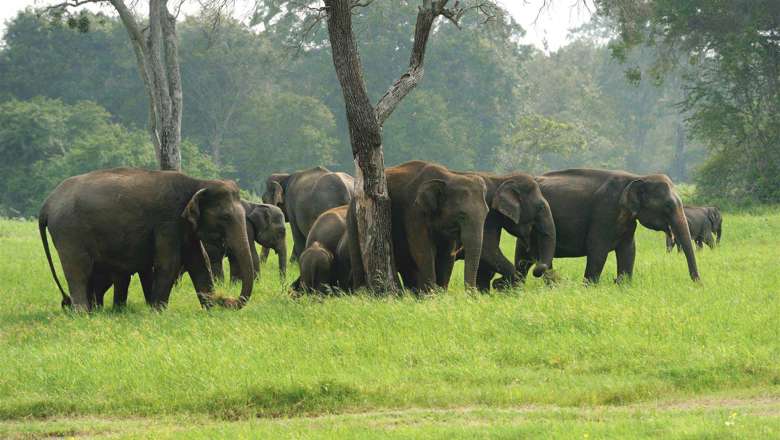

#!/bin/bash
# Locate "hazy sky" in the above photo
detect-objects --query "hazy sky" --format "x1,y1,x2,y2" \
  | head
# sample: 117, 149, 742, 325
0, 0, 592, 51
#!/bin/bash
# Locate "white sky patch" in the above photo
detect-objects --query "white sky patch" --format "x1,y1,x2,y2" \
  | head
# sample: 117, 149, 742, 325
0, 0, 592, 51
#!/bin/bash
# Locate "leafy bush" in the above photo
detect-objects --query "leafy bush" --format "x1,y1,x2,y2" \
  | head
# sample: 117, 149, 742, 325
0, 97, 220, 217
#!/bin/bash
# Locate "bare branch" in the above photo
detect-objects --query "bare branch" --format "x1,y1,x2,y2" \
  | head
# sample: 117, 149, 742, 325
42, 0, 106, 12
375, 0, 498, 125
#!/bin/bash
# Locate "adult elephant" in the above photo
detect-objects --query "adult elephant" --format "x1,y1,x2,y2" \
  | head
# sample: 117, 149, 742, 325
39, 168, 255, 311
350, 161, 489, 291
292, 205, 351, 293
204, 201, 287, 282
261, 167, 354, 262
515, 169, 700, 283
453, 171, 557, 291
666, 206, 722, 251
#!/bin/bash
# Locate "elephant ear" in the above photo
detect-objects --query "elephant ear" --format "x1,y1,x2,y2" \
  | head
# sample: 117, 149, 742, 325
182, 188, 209, 230
269, 181, 284, 206
413, 179, 447, 215
247, 206, 270, 235
619, 179, 644, 216
493, 181, 522, 224
707, 207, 721, 227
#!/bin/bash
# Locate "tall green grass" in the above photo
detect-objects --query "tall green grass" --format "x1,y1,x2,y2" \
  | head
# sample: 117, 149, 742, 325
0, 210, 778, 425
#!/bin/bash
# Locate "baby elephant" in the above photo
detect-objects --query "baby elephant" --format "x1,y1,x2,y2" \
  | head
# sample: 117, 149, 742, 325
205, 201, 287, 281
292, 205, 351, 293
666, 206, 722, 251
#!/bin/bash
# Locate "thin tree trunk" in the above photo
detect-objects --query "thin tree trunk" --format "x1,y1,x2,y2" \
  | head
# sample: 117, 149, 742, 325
109, 0, 181, 171
672, 118, 687, 181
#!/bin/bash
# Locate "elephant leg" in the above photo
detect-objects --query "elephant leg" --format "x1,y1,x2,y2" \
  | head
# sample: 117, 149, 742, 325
290, 224, 306, 263
112, 273, 131, 309
665, 230, 675, 253
407, 229, 437, 291
513, 240, 533, 284
210, 254, 225, 282
230, 242, 259, 283
615, 237, 636, 283
260, 246, 271, 263
695, 238, 703, 250
704, 232, 715, 249
59, 248, 93, 311
139, 269, 154, 305
584, 245, 609, 284
150, 227, 183, 309
477, 266, 496, 291
435, 241, 457, 290
89, 269, 112, 309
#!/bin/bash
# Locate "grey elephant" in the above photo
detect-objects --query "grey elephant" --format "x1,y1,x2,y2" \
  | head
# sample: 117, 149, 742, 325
349, 161, 489, 291
666, 205, 722, 251
292, 205, 351, 293
204, 201, 287, 282
453, 171, 557, 291
39, 168, 254, 311
262, 167, 354, 262
515, 169, 700, 283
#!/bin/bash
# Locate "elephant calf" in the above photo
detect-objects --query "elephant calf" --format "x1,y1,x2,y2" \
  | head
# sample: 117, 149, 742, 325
262, 166, 354, 262
204, 201, 287, 282
292, 205, 351, 293
666, 206, 722, 251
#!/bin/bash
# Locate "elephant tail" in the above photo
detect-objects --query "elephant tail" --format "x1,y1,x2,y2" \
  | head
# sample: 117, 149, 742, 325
38, 213, 70, 307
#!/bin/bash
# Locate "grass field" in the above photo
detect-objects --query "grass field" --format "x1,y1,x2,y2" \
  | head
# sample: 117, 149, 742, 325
1, 209, 779, 438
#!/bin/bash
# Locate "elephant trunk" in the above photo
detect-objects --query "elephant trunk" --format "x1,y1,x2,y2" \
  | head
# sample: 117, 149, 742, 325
671, 208, 700, 281
225, 217, 254, 308
277, 239, 288, 278
461, 220, 484, 289
532, 202, 556, 277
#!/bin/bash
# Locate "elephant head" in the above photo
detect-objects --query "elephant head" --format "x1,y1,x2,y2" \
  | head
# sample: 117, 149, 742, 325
619, 175, 700, 281
261, 174, 290, 219
299, 241, 334, 292
707, 207, 723, 244
492, 177, 556, 278
245, 202, 288, 275
183, 181, 254, 307
413, 175, 488, 288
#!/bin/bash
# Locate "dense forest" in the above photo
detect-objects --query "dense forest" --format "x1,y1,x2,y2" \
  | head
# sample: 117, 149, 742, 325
0, 1, 776, 217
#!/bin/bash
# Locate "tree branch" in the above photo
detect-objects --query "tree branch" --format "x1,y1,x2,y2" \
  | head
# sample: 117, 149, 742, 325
374, 0, 462, 127
42, 0, 105, 12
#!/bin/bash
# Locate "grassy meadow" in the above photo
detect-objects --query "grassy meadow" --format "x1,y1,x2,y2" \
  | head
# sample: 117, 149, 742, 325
1, 209, 779, 438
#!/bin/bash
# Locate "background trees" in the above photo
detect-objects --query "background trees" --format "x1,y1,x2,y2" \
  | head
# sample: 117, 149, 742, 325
0, 1, 777, 217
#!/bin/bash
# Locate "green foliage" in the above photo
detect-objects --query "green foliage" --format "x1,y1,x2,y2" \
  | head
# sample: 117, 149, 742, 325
598, 0, 780, 202
0, 98, 219, 217
496, 113, 587, 174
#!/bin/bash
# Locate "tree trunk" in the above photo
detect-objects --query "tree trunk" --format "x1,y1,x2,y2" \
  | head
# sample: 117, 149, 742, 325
325, 0, 399, 291
110, 0, 181, 171
672, 119, 687, 181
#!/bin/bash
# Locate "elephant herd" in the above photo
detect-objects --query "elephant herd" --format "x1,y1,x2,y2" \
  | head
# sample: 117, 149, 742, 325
38, 161, 722, 311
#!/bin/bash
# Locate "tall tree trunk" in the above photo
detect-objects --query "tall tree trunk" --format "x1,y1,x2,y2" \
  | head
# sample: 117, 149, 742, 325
110, 0, 181, 171
325, 0, 399, 291
672, 118, 687, 181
